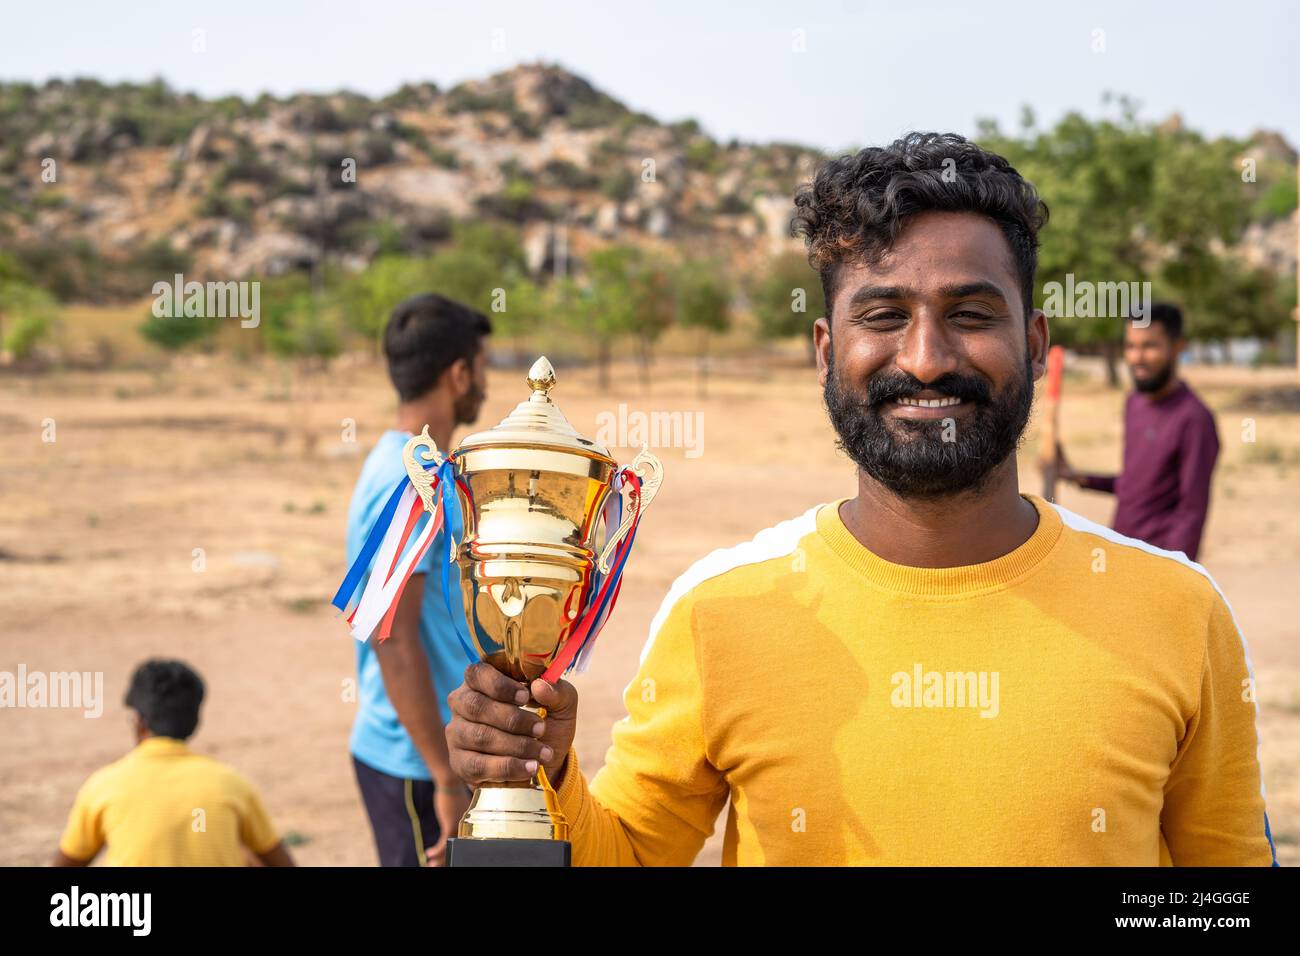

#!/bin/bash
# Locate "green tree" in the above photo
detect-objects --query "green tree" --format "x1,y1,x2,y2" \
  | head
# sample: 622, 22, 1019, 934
625, 252, 677, 390
978, 101, 1157, 383
1185, 257, 1293, 352
675, 260, 732, 396
562, 246, 639, 388
332, 222, 529, 355
426, 248, 506, 315
258, 274, 340, 362
426, 222, 528, 314
750, 251, 825, 364
455, 221, 527, 272
977, 100, 1288, 384
0, 252, 25, 282
138, 296, 219, 352
336, 255, 427, 348
0, 280, 58, 360
264, 292, 342, 365
491, 276, 547, 365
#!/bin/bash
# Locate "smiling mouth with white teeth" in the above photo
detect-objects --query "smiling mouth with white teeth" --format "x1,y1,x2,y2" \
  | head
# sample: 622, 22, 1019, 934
895, 396, 963, 407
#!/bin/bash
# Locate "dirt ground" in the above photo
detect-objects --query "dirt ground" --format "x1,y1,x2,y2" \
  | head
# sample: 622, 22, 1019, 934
2, 355, 1297, 866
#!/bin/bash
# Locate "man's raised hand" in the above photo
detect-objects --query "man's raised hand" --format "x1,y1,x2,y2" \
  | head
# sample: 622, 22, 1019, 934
446, 662, 578, 787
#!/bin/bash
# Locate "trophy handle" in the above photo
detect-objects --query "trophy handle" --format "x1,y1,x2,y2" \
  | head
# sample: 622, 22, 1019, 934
402, 425, 444, 514
596, 445, 662, 574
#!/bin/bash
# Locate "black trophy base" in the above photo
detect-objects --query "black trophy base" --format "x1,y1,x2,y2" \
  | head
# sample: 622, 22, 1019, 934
447, 837, 571, 867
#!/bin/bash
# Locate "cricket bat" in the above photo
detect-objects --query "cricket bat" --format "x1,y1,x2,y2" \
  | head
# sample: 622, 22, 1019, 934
1038, 345, 1066, 502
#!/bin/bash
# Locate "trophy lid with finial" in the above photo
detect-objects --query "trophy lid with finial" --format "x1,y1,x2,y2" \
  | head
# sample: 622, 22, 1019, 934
455, 356, 614, 461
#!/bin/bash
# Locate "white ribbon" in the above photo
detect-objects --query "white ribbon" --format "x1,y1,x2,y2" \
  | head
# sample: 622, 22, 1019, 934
350, 485, 439, 643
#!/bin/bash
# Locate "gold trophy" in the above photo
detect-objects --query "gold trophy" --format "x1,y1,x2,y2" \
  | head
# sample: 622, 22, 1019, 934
402, 356, 662, 867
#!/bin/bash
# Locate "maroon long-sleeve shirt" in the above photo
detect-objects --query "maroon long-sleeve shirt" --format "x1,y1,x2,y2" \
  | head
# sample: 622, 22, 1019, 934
1079, 380, 1219, 560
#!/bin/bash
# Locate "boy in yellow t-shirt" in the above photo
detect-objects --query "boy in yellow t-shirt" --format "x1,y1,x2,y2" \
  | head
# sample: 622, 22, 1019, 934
52, 659, 294, 868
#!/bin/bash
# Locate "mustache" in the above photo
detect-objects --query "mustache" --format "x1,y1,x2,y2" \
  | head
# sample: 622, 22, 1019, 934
864, 371, 992, 407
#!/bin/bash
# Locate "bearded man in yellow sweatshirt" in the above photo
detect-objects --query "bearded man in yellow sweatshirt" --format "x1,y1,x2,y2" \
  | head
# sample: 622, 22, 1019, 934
444, 132, 1276, 867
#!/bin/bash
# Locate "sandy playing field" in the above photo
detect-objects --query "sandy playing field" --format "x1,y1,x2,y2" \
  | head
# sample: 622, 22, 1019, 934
2, 355, 1297, 866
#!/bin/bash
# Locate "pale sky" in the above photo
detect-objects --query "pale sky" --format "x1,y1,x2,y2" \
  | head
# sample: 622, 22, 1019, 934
2, 0, 1296, 154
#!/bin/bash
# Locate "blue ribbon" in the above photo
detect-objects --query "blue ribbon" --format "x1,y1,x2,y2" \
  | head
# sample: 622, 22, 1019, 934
434, 459, 480, 663
332, 454, 480, 662
331, 474, 411, 613
587, 517, 637, 635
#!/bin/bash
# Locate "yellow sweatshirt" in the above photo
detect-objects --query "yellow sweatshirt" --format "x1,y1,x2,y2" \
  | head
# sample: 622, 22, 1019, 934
553, 494, 1275, 866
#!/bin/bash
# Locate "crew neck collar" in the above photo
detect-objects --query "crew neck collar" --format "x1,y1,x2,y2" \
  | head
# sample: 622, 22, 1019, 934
134, 736, 191, 755
816, 493, 1063, 598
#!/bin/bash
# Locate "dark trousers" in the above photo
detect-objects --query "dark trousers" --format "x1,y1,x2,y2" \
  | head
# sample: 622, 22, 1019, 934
352, 755, 441, 867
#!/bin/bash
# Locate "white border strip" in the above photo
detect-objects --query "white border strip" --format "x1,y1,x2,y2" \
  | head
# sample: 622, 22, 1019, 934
625, 504, 823, 696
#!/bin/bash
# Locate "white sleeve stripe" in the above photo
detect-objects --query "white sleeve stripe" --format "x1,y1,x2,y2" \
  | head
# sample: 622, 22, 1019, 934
618, 504, 823, 702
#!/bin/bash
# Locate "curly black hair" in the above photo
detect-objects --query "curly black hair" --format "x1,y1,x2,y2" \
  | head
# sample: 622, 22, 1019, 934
792, 132, 1049, 319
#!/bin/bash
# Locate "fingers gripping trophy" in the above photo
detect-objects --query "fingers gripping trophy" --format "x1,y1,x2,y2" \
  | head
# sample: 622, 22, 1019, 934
335, 357, 662, 867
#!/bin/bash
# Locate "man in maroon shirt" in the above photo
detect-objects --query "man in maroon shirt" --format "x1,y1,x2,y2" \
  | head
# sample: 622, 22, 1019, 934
1058, 304, 1220, 560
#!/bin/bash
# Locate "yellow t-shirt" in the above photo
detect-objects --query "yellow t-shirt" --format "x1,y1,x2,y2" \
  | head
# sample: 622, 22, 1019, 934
59, 736, 281, 866
555, 494, 1275, 866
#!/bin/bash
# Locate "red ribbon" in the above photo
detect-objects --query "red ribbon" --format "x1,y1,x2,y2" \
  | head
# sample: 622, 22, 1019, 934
540, 473, 642, 683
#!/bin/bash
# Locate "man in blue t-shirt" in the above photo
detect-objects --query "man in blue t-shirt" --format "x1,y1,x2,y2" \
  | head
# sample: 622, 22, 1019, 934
346, 292, 490, 866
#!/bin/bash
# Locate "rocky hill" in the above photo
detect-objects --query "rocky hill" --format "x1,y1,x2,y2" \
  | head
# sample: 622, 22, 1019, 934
0, 63, 1293, 302
0, 64, 821, 299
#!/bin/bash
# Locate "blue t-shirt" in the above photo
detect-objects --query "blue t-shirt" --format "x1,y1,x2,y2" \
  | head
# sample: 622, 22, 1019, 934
346, 430, 467, 780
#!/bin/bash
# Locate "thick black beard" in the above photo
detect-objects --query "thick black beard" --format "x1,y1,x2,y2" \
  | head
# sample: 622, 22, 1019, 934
822, 343, 1035, 500
1132, 358, 1174, 394
455, 381, 485, 426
